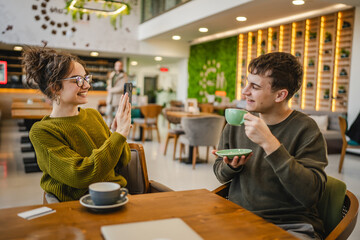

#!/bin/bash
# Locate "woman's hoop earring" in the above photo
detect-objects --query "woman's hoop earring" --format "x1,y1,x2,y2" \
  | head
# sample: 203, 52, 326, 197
55, 95, 61, 105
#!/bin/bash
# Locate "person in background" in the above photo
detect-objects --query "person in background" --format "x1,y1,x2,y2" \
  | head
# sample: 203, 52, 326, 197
23, 47, 132, 202
213, 52, 328, 240
106, 60, 128, 126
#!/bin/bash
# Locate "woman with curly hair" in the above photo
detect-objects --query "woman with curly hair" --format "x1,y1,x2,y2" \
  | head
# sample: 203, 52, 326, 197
23, 47, 131, 202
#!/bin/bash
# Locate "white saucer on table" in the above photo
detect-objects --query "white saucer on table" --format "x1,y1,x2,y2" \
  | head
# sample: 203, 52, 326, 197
79, 194, 128, 210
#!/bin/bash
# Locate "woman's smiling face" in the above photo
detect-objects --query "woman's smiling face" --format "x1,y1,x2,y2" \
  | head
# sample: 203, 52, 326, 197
57, 61, 90, 107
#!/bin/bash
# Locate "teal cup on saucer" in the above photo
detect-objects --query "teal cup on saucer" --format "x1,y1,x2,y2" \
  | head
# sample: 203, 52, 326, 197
225, 108, 248, 126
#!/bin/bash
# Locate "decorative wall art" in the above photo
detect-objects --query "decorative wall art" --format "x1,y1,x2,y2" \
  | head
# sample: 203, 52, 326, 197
188, 36, 237, 103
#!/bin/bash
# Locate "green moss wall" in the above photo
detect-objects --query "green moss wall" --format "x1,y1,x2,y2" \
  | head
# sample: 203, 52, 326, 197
188, 36, 237, 103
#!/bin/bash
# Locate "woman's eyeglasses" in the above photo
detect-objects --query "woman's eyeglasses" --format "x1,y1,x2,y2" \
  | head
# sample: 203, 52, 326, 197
61, 75, 92, 87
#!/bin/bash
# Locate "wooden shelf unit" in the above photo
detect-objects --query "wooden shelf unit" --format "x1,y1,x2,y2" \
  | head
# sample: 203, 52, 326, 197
0, 50, 118, 91
235, 8, 354, 113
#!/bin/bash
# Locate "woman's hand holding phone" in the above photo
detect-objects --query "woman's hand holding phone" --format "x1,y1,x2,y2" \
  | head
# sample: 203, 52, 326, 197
111, 93, 131, 137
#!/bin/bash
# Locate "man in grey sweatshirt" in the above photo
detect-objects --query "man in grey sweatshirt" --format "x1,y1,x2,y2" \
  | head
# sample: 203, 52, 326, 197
214, 52, 328, 240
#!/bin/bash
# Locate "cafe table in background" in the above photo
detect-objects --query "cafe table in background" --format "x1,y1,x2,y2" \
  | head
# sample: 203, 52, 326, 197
0, 189, 297, 240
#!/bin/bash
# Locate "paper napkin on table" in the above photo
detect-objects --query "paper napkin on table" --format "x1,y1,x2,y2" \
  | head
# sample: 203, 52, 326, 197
18, 206, 56, 220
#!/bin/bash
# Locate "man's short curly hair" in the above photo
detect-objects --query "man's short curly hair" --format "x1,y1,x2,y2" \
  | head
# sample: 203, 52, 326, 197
248, 52, 303, 100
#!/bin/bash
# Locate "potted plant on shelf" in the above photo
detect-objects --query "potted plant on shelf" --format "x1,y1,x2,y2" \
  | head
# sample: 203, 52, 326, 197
309, 31, 317, 40
272, 43, 276, 51
261, 40, 266, 47
340, 69, 348, 76
306, 82, 313, 88
308, 59, 315, 67
272, 32, 277, 41
338, 86, 346, 94
324, 89, 330, 99
342, 21, 351, 29
323, 65, 330, 71
296, 31, 302, 38
325, 32, 332, 43
340, 48, 350, 58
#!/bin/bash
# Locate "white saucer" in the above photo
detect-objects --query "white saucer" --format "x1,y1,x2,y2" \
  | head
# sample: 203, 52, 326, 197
79, 194, 128, 210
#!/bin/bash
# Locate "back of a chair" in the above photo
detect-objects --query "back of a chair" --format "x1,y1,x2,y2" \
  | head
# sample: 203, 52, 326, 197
318, 176, 347, 236
140, 104, 163, 121
338, 116, 348, 143
117, 143, 150, 194
181, 116, 225, 146
199, 103, 214, 113
163, 107, 184, 125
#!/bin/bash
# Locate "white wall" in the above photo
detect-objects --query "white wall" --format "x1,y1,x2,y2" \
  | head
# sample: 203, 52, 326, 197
347, 6, 360, 154
0, 0, 189, 58
348, 6, 360, 126
176, 58, 189, 103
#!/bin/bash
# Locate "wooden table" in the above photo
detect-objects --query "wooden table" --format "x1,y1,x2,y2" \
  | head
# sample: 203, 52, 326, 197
166, 111, 218, 118
0, 189, 296, 240
11, 109, 52, 119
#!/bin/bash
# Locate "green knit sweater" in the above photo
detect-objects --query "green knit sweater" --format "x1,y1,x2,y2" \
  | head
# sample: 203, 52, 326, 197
214, 110, 328, 238
30, 108, 131, 202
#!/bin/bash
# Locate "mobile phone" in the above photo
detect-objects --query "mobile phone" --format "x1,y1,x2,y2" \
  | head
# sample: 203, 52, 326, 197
124, 83, 133, 104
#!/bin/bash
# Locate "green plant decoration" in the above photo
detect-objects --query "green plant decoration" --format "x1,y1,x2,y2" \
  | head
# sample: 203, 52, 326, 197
65, 0, 131, 30
309, 31, 317, 40
325, 32, 332, 43
188, 37, 237, 103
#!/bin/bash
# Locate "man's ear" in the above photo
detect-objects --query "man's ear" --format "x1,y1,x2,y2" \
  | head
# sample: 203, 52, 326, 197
275, 89, 289, 103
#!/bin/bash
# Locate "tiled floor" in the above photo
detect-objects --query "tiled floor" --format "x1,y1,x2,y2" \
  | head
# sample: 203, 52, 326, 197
0, 116, 359, 239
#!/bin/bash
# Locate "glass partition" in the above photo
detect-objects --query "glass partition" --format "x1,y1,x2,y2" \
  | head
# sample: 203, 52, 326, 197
142, 0, 191, 22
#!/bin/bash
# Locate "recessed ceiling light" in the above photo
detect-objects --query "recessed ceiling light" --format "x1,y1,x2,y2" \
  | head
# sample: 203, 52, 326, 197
130, 61, 138, 66
292, 0, 305, 5
172, 35, 181, 40
13, 46, 23, 51
199, 28, 208, 33
236, 16, 247, 22
90, 51, 99, 57
154, 56, 163, 61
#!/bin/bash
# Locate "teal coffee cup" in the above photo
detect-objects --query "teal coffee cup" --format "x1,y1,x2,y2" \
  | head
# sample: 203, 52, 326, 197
225, 108, 248, 126
89, 182, 128, 206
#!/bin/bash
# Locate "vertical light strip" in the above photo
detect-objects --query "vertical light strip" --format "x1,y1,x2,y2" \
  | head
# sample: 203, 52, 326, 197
279, 25, 284, 52
332, 12, 342, 112
237, 34, 244, 100
316, 16, 325, 111
301, 19, 310, 109
289, 23, 296, 108
247, 32, 253, 82
291, 22, 296, 55
257, 30, 262, 56
268, 28, 273, 53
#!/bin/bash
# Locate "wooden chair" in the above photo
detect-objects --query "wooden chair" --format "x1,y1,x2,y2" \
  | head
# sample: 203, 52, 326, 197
163, 107, 185, 160
132, 104, 163, 143
212, 176, 359, 240
199, 103, 214, 113
338, 116, 360, 173
43, 143, 173, 203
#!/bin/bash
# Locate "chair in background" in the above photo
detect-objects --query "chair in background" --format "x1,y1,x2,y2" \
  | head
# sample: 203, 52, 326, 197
43, 143, 173, 203
132, 104, 163, 143
338, 116, 360, 173
199, 103, 214, 113
163, 107, 185, 160
178, 116, 225, 169
212, 176, 359, 240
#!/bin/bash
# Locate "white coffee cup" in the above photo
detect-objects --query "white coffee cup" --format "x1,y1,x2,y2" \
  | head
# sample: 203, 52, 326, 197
89, 182, 128, 206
